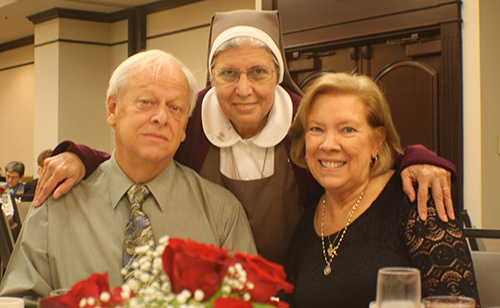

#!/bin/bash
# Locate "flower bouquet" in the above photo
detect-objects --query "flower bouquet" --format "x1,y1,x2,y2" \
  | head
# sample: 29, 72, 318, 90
40, 236, 293, 308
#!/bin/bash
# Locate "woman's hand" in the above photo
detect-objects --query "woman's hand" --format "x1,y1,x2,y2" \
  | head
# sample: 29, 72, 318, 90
401, 164, 454, 222
33, 152, 85, 207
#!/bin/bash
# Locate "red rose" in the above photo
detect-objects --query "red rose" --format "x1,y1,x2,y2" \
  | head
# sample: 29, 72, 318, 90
214, 297, 254, 308
108, 286, 133, 306
231, 252, 294, 304
59, 272, 110, 307
39, 295, 65, 308
162, 238, 231, 300
59, 272, 128, 308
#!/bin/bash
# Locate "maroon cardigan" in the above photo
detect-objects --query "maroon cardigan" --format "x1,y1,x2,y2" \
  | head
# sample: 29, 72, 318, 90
53, 85, 457, 205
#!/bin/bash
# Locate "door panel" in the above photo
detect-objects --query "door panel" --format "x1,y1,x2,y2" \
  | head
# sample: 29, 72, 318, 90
375, 61, 438, 150
287, 34, 441, 152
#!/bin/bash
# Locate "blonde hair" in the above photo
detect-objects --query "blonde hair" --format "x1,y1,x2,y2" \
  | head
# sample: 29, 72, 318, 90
289, 72, 403, 177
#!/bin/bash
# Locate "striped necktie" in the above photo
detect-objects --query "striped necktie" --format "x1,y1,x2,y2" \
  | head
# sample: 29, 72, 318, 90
122, 184, 154, 281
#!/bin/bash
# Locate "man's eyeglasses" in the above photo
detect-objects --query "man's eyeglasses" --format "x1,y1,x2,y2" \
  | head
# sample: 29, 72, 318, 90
212, 67, 275, 84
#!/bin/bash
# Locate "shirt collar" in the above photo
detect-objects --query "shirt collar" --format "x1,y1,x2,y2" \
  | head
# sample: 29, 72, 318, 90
201, 85, 293, 147
104, 152, 176, 212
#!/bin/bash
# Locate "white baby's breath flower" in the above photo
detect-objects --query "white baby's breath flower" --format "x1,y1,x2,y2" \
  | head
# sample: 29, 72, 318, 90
246, 282, 254, 290
99, 291, 111, 302
152, 257, 163, 270
181, 289, 192, 299
234, 263, 243, 272
79, 298, 87, 307
177, 293, 188, 304
140, 272, 152, 283
133, 270, 142, 280
156, 245, 166, 255
150, 281, 160, 290
165, 293, 175, 302
138, 255, 150, 265
228, 279, 239, 289
127, 297, 139, 307
122, 284, 131, 294
161, 282, 171, 293
132, 260, 139, 269
127, 279, 140, 291
227, 266, 235, 275
221, 285, 231, 295
121, 268, 128, 276
143, 294, 153, 303
140, 262, 151, 272
194, 289, 204, 301
243, 292, 251, 301
87, 297, 96, 306
136, 245, 151, 255
238, 275, 247, 285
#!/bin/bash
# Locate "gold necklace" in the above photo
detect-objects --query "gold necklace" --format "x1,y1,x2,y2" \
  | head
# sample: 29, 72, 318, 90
229, 147, 268, 180
321, 191, 364, 276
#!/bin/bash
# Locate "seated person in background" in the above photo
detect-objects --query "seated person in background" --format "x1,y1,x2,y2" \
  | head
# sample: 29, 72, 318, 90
3, 161, 26, 196
0, 49, 256, 305
33, 9, 456, 266
22, 149, 52, 202
286, 72, 479, 308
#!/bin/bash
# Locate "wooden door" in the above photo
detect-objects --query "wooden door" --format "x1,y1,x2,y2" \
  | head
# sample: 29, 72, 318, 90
287, 33, 442, 152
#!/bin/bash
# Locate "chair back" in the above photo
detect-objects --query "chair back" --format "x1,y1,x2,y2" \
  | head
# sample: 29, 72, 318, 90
0, 206, 15, 275
16, 201, 31, 225
470, 250, 500, 307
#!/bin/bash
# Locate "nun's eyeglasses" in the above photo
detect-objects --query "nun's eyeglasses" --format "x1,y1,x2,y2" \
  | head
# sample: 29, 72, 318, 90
212, 67, 275, 84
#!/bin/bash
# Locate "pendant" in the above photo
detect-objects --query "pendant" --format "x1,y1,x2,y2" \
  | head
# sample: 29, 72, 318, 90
328, 246, 337, 257
323, 264, 332, 276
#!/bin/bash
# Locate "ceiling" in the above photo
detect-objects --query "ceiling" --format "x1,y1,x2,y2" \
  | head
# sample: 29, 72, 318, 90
0, 0, 160, 46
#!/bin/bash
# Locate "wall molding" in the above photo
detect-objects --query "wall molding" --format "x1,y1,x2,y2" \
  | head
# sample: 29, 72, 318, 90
1, 0, 204, 54
0, 36, 34, 53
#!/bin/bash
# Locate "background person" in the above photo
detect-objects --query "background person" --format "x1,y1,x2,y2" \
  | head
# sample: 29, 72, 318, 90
3, 161, 25, 196
0, 50, 256, 305
34, 10, 456, 265
22, 149, 52, 202
286, 72, 479, 308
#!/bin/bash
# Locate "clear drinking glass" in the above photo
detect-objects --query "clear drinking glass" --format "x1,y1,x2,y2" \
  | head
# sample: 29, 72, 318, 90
0, 297, 24, 308
49, 288, 70, 297
376, 267, 421, 308
422, 296, 475, 308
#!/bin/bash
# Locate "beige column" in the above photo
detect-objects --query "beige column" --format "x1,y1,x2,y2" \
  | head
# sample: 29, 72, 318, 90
33, 17, 128, 157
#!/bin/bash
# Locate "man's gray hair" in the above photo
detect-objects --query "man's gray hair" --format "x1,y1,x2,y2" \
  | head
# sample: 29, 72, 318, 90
106, 49, 198, 116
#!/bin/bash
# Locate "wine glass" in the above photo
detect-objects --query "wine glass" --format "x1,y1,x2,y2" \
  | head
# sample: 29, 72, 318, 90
376, 267, 421, 308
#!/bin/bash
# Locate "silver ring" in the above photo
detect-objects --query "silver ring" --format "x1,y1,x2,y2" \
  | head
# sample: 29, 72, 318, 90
442, 186, 449, 191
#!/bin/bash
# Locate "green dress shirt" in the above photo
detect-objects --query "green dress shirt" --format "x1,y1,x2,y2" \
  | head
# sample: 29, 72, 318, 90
0, 154, 256, 305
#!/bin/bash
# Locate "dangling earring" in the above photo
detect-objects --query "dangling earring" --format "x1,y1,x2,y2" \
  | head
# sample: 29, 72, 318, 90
370, 155, 378, 166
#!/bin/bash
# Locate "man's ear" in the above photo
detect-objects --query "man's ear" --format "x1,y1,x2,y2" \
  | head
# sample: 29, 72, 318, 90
107, 96, 117, 127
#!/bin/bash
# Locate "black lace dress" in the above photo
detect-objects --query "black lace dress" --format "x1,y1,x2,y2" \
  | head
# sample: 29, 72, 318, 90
286, 173, 480, 308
